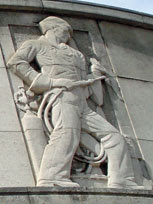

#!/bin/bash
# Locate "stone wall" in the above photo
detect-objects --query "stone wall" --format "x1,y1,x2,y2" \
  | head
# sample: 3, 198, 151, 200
0, 187, 152, 204
0, 0, 152, 202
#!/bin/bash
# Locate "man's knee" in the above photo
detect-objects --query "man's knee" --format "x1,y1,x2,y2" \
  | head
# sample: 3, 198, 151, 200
101, 132, 125, 149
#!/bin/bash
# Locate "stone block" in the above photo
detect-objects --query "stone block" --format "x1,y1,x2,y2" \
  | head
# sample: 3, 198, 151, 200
0, 47, 5, 68
0, 69, 21, 131
118, 78, 153, 141
0, 25, 24, 93
110, 92, 136, 138
28, 188, 153, 204
0, 12, 45, 27
42, 0, 131, 24
129, 13, 143, 25
29, 194, 153, 204
0, 187, 152, 204
143, 16, 153, 27
0, 132, 35, 187
9, 24, 41, 50
100, 21, 153, 82
138, 140, 153, 180
0, 0, 42, 10
42, 1, 144, 27
0, 195, 29, 204
0, 26, 15, 63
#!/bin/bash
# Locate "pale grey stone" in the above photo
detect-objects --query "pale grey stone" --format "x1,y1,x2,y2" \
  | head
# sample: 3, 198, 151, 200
0, 26, 15, 63
42, 0, 105, 17
0, 47, 5, 68
0, 187, 152, 204
72, 175, 107, 188
9, 25, 40, 49
99, 21, 153, 82
42, 1, 144, 27
142, 16, 153, 27
109, 89, 136, 139
0, 195, 30, 204
0, 12, 45, 26
0, 132, 35, 187
118, 78, 153, 141
0, 69, 21, 131
128, 13, 143, 24
7, 16, 141, 189
104, 86, 143, 160
0, 25, 11, 35
0, 0, 42, 9
131, 158, 144, 186
7, 69, 24, 93
0, 0, 152, 30
138, 140, 153, 180
29, 193, 153, 204
0, 187, 153, 204
0, 25, 25, 93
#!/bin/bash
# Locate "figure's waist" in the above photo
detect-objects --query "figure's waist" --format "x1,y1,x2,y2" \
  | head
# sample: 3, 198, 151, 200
47, 87, 86, 105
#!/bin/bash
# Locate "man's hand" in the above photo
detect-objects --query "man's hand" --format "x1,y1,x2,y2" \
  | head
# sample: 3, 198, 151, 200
90, 58, 106, 75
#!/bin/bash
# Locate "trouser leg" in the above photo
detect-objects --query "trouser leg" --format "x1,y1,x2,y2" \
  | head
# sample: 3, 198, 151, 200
37, 99, 81, 187
37, 128, 80, 186
100, 133, 135, 187
82, 108, 136, 187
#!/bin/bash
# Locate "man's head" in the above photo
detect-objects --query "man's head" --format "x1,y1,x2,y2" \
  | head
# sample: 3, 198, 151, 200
39, 16, 73, 35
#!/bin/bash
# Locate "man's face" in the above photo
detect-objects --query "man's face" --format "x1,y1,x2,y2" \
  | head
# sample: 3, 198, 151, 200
53, 26, 71, 43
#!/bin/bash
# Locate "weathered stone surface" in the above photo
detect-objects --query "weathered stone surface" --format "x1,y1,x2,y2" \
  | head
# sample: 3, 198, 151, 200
0, 69, 21, 131
6, 16, 142, 190
0, 12, 45, 27
0, 0, 152, 31
0, 26, 15, 62
0, 47, 5, 68
0, 195, 29, 204
42, 1, 146, 27
143, 16, 153, 27
29, 194, 153, 204
0, 132, 35, 187
0, 24, 25, 94
118, 78, 153, 141
113, 77, 153, 180
0, 187, 152, 204
138, 140, 153, 180
0, 0, 42, 9
0, 0, 152, 190
99, 21, 153, 82
9, 25, 40, 50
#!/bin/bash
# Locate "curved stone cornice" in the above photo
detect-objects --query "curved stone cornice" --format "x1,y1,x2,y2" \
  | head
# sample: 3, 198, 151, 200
0, 0, 153, 29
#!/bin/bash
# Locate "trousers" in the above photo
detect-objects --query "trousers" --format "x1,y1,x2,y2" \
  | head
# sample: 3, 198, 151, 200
37, 88, 135, 186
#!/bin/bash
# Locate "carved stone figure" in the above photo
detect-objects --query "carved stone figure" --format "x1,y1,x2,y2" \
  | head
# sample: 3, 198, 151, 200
7, 16, 144, 189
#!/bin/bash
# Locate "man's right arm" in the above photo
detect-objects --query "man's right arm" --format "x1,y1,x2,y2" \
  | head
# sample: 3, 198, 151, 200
7, 40, 39, 86
7, 40, 54, 94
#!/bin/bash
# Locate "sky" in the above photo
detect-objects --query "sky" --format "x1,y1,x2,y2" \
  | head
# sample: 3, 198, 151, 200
78, 0, 153, 15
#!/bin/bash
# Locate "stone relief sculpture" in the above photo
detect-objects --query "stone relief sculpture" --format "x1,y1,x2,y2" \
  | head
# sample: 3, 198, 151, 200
7, 16, 144, 189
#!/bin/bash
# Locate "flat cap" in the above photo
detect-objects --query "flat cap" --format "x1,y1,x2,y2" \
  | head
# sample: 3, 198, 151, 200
39, 16, 72, 34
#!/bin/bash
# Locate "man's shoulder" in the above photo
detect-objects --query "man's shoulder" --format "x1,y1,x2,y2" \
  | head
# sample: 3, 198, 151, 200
22, 39, 38, 47
20, 38, 44, 52
67, 44, 83, 57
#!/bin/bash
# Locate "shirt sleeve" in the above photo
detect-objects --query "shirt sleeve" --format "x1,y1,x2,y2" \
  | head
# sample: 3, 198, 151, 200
7, 40, 39, 86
